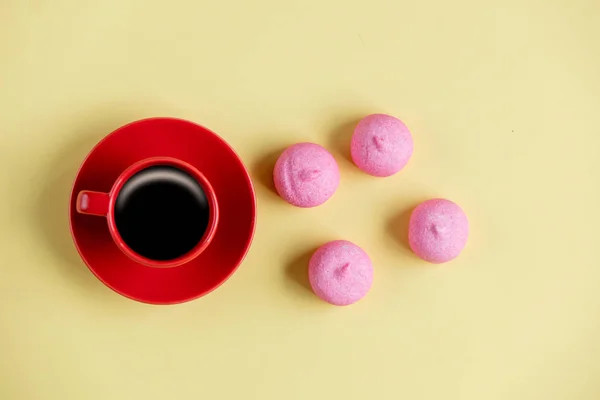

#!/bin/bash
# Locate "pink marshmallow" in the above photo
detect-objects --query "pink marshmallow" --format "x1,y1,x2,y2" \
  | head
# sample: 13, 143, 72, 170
351, 114, 413, 177
308, 240, 373, 306
408, 199, 469, 263
273, 143, 340, 208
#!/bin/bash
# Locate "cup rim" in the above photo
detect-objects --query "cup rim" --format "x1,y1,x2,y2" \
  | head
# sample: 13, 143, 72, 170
106, 156, 219, 268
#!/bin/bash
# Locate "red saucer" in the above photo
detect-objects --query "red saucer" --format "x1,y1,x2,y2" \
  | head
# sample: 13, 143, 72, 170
69, 118, 256, 304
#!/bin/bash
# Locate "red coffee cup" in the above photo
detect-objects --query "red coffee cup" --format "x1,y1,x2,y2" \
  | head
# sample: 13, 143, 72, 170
76, 156, 219, 268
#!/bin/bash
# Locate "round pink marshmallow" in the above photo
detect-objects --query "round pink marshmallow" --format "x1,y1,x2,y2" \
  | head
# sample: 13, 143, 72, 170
351, 114, 414, 177
273, 143, 340, 208
308, 240, 373, 306
408, 199, 469, 263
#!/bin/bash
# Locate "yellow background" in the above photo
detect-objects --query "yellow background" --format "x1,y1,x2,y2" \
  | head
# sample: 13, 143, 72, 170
1, 0, 599, 399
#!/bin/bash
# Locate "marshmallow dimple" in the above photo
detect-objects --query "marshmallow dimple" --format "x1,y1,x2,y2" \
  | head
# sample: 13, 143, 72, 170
408, 199, 469, 263
273, 143, 340, 208
351, 114, 413, 177
308, 240, 373, 306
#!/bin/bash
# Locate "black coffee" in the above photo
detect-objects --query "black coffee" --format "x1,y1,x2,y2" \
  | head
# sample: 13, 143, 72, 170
114, 165, 210, 261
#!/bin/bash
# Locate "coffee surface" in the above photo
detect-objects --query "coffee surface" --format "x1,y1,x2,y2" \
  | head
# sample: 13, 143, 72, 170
114, 165, 210, 261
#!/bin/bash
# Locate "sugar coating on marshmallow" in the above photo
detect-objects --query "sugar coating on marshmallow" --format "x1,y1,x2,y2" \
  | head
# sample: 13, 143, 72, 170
273, 143, 340, 208
308, 240, 373, 306
351, 114, 413, 177
408, 199, 469, 263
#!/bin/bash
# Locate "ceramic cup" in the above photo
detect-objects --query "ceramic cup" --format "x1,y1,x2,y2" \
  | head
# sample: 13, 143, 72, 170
76, 156, 219, 268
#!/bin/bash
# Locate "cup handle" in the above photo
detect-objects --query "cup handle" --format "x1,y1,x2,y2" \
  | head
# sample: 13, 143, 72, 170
76, 191, 110, 216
